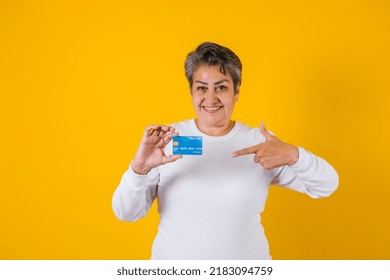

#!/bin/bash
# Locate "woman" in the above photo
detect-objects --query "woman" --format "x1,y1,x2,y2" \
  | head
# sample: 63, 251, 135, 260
112, 42, 339, 259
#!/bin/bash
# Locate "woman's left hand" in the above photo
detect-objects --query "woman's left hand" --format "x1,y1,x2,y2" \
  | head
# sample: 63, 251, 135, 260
232, 122, 299, 170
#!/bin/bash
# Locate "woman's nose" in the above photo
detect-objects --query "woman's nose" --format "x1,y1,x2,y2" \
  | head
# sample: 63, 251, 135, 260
205, 89, 218, 102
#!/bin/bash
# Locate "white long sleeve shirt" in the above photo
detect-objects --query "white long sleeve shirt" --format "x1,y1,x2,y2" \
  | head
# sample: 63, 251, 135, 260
112, 120, 339, 259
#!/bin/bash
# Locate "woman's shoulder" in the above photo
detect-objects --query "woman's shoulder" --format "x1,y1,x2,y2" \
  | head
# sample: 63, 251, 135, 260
170, 119, 195, 134
235, 121, 266, 142
235, 121, 255, 132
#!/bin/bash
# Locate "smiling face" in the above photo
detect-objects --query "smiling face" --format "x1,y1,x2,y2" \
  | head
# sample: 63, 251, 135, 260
191, 65, 239, 135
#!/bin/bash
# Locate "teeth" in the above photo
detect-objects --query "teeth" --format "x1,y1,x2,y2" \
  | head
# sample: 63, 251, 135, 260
203, 106, 222, 111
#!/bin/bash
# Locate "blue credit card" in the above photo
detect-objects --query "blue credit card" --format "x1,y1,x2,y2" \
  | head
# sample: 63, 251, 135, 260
172, 136, 203, 155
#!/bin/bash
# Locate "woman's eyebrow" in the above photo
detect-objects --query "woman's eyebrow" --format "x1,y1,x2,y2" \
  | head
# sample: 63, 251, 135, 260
194, 79, 229, 85
194, 80, 207, 85
214, 79, 229, 85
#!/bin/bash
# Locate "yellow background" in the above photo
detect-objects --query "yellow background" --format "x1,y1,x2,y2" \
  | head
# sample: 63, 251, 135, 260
1, 0, 389, 259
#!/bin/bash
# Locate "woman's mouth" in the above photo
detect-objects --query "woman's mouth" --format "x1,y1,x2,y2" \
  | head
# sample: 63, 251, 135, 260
202, 106, 224, 113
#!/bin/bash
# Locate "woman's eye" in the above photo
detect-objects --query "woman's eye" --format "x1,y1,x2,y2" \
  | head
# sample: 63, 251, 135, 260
197, 86, 206, 91
216, 85, 226, 91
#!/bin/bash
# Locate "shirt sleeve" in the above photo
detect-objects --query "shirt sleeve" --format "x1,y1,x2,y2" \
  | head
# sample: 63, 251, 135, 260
112, 162, 159, 221
270, 147, 339, 198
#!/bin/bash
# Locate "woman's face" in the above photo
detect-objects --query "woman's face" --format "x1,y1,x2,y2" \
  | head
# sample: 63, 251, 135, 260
191, 65, 239, 129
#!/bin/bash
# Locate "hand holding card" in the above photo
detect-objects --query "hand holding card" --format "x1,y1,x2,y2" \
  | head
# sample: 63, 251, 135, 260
131, 125, 183, 175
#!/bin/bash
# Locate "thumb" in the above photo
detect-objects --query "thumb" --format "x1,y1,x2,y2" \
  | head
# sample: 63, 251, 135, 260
260, 121, 272, 141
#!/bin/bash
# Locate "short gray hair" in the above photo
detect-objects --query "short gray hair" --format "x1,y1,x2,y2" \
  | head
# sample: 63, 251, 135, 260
184, 42, 242, 94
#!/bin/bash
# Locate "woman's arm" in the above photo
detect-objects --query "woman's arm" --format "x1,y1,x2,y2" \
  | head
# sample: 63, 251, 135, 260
112, 125, 182, 221
271, 147, 339, 198
112, 163, 159, 222
232, 122, 339, 198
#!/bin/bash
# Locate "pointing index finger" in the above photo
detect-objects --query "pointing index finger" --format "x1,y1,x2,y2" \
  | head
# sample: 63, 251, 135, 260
232, 145, 259, 157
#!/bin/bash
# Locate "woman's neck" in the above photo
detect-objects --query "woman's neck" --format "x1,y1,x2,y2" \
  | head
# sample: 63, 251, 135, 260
195, 119, 235, 136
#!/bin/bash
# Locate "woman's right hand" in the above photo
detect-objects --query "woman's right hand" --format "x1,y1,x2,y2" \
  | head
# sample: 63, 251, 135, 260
131, 125, 183, 175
